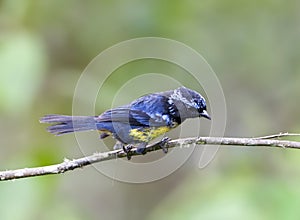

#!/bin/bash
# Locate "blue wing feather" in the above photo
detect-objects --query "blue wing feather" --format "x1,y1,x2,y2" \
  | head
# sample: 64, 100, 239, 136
130, 95, 171, 126
96, 94, 171, 127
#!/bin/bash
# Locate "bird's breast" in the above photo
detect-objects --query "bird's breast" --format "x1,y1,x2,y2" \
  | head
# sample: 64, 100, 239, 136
129, 126, 171, 142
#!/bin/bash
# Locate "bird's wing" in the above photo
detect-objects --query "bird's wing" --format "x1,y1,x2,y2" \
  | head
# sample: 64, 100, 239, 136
96, 106, 150, 126
96, 95, 171, 127
130, 94, 171, 126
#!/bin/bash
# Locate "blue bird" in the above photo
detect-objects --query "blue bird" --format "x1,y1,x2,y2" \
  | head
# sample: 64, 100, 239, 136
40, 86, 211, 159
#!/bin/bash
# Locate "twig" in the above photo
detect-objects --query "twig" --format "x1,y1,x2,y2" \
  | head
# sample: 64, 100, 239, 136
1, 134, 300, 181
254, 132, 300, 139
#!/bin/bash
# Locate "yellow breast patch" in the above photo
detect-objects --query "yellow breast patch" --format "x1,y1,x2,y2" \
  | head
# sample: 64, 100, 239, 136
129, 126, 171, 142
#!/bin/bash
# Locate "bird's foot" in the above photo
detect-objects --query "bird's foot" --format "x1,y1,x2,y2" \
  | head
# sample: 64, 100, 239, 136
122, 145, 133, 160
160, 137, 171, 153
136, 143, 147, 155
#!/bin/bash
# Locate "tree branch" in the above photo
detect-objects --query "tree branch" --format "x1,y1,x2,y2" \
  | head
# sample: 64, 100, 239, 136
1, 133, 300, 181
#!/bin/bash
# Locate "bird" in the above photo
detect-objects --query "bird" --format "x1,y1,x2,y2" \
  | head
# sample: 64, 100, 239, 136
40, 86, 211, 159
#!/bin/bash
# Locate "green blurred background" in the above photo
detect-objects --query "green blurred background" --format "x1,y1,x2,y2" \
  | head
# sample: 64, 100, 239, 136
1, 0, 300, 219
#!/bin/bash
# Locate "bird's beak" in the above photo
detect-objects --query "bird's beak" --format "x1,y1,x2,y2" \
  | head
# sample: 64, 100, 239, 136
200, 110, 211, 120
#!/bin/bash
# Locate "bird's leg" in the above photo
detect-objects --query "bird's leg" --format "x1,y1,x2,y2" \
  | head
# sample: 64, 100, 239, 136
136, 142, 148, 155
160, 137, 171, 153
115, 141, 133, 160
122, 145, 133, 160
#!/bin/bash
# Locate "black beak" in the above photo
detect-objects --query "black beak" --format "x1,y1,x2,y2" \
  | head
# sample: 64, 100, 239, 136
200, 110, 211, 120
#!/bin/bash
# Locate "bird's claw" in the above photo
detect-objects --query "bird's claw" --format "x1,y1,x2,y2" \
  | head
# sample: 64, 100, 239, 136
122, 145, 133, 160
160, 137, 171, 153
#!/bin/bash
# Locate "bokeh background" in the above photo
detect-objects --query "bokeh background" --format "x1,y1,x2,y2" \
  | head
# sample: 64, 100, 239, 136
1, 0, 300, 219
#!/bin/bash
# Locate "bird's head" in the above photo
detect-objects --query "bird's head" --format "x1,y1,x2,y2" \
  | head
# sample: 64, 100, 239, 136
170, 86, 211, 120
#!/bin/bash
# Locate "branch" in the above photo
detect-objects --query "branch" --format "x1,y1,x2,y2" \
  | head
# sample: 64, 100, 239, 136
253, 132, 300, 139
1, 133, 300, 181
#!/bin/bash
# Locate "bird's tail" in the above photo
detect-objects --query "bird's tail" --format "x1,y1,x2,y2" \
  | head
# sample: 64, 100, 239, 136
40, 114, 97, 135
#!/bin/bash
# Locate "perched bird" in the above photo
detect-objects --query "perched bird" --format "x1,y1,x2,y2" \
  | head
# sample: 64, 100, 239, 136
40, 86, 211, 159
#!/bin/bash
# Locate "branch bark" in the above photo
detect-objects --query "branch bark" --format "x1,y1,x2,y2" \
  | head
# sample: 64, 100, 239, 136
1, 133, 300, 181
